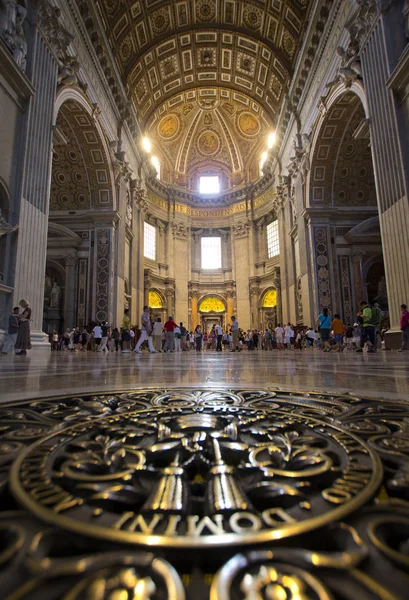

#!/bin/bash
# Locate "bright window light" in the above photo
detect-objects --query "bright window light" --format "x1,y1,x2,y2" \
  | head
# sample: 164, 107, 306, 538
267, 220, 280, 258
200, 176, 220, 194
151, 156, 160, 179
268, 132, 276, 148
201, 237, 222, 269
144, 222, 156, 260
142, 137, 151, 153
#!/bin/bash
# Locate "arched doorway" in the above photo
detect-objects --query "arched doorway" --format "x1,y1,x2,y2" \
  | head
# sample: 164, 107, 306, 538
148, 289, 166, 324
307, 85, 384, 324
198, 295, 226, 333
260, 288, 278, 330
46, 93, 116, 332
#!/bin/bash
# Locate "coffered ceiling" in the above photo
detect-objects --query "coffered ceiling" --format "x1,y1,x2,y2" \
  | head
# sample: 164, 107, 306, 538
96, 0, 312, 126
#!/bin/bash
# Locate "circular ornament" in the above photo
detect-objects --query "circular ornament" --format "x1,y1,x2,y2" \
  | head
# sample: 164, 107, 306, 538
158, 114, 180, 140
11, 400, 381, 549
197, 130, 221, 156
237, 112, 261, 137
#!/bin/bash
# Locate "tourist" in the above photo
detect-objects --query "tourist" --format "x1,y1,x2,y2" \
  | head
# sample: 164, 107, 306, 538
180, 322, 187, 351
174, 323, 181, 352
317, 307, 332, 352
135, 306, 156, 354
215, 322, 223, 352
73, 327, 81, 352
163, 315, 177, 352
332, 314, 344, 351
230, 315, 241, 352
284, 323, 292, 350
352, 323, 361, 350
194, 325, 202, 351
100, 322, 109, 352
398, 303, 409, 352
1, 306, 20, 354
296, 330, 302, 349
112, 328, 120, 351
52, 329, 59, 351
62, 328, 70, 350
153, 318, 163, 352
372, 302, 383, 350
189, 331, 195, 350
263, 329, 271, 350
93, 323, 102, 351
356, 301, 376, 353
121, 309, 131, 353
345, 324, 353, 350
14, 299, 31, 355
81, 328, 89, 351
253, 330, 259, 350
275, 323, 284, 350
129, 328, 135, 350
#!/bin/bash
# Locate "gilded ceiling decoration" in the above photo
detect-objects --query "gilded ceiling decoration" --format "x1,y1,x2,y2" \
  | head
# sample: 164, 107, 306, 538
310, 92, 377, 207
97, 0, 312, 125
148, 289, 164, 309
147, 89, 274, 189
262, 288, 277, 308
2, 387, 409, 597
199, 295, 226, 312
51, 101, 112, 211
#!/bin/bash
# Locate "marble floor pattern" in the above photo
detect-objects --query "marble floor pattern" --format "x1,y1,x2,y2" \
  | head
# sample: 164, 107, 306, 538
0, 348, 408, 402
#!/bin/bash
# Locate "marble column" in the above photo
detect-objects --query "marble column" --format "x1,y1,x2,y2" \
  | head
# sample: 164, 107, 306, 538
166, 289, 174, 318
250, 287, 260, 329
227, 290, 234, 323
132, 188, 148, 324
191, 291, 199, 331
351, 251, 366, 308
360, 6, 409, 339
274, 275, 283, 325
64, 253, 77, 329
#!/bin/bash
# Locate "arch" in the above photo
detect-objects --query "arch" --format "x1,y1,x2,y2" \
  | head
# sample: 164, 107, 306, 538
259, 287, 277, 309
52, 89, 116, 211
48, 222, 82, 240
307, 86, 376, 209
148, 288, 166, 309
198, 294, 226, 313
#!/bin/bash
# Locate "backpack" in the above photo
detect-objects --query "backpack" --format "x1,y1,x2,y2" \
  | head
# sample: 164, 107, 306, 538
371, 307, 381, 327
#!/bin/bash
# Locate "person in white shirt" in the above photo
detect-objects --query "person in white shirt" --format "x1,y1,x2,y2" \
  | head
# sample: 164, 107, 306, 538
135, 306, 156, 354
230, 316, 241, 352
284, 323, 292, 350
174, 325, 181, 352
275, 324, 284, 350
153, 318, 163, 352
215, 323, 223, 352
92, 324, 102, 351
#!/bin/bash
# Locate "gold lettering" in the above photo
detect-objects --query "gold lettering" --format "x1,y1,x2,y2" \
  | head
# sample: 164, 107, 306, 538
186, 515, 225, 536
229, 512, 262, 534
262, 508, 296, 527
164, 515, 182, 536
127, 514, 163, 534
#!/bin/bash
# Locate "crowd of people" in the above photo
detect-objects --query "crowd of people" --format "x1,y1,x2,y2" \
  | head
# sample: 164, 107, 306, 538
2, 300, 409, 355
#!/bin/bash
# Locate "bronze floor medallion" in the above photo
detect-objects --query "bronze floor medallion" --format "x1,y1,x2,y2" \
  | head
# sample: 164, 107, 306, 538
1, 388, 409, 599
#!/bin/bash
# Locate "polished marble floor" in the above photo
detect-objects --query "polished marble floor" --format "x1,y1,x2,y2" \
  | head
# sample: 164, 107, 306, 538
0, 347, 408, 402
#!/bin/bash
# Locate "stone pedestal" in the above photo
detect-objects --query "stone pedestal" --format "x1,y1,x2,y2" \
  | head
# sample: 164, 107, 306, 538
46, 307, 62, 333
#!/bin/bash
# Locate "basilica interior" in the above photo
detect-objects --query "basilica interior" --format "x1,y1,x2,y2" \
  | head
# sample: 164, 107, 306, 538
1, 1, 409, 598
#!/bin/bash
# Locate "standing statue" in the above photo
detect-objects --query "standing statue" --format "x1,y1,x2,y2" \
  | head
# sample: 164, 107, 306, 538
49, 282, 62, 309
0, 209, 18, 237
0, 0, 27, 71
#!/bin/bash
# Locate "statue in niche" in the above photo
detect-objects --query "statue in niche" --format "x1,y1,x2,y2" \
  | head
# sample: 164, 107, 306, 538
44, 275, 53, 301
0, 1, 27, 71
326, 45, 361, 89
0, 209, 18, 237
49, 282, 62, 309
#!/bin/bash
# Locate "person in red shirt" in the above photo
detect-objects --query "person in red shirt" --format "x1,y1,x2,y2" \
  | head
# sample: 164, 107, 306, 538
163, 316, 177, 352
398, 304, 409, 352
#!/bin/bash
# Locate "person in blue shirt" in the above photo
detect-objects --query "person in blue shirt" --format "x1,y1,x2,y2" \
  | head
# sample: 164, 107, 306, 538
317, 307, 332, 352
1, 307, 20, 354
